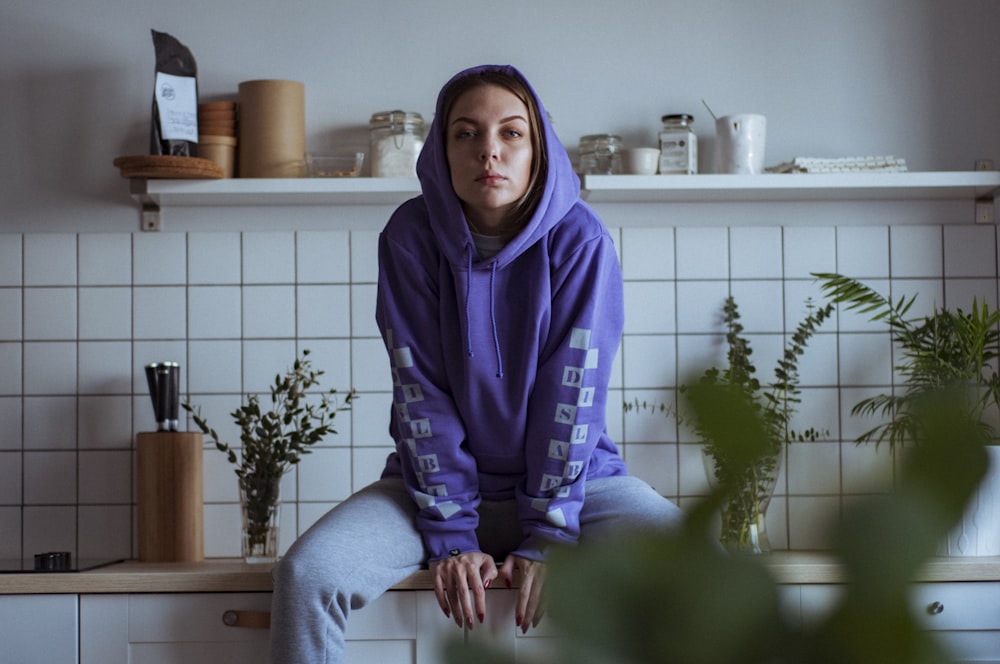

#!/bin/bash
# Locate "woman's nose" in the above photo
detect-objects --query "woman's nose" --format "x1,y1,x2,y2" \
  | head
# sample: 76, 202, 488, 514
479, 136, 499, 161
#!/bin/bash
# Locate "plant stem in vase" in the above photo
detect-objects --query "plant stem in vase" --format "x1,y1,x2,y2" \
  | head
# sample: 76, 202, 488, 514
705, 448, 782, 554
240, 475, 282, 563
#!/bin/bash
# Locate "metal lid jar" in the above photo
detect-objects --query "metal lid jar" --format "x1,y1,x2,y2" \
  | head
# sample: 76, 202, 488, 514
578, 134, 623, 175
369, 110, 424, 177
658, 114, 697, 174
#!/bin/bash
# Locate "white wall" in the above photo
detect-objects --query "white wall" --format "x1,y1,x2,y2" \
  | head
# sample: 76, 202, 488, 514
2, 0, 999, 231
1, 0, 999, 561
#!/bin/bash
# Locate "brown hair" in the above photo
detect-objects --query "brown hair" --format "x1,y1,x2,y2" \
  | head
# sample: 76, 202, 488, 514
440, 69, 549, 233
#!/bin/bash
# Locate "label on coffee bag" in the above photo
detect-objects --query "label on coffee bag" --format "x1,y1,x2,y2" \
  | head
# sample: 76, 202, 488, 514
154, 72, 198, 142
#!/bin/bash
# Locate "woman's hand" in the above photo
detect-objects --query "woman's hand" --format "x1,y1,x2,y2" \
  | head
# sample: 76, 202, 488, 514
499, 554, 546, 634
429, 552, 498, 630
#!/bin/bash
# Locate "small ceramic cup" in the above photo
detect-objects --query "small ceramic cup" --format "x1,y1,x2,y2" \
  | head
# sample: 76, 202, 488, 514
621, 147, 661, 175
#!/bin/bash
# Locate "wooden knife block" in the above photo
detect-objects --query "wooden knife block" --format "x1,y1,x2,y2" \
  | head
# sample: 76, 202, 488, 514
136, 432, 204, 562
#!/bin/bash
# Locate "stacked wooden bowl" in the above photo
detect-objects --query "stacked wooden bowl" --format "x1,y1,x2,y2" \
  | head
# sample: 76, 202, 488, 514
198, 101, 238, 177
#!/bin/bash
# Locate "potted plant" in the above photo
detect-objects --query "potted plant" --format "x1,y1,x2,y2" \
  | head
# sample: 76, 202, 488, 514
182, 349, 356, 563
682, 295, 834, 553
815, 272, 1000, 555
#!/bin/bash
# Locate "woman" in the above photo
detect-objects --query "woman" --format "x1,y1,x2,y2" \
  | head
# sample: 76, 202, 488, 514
269, 64, 681, 663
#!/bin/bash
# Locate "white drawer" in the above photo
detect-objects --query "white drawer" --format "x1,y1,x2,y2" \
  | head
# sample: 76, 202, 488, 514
937, 631, 1000, 662
127, 591, 417, 642
912, 582, 1000, 632
129, 593, 273, 643
0, 594, 78, 663
82, 591, 421, 664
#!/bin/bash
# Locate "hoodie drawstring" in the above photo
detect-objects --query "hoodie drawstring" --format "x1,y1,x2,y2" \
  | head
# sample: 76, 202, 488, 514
464, 244, 504, 378
489, 261, 504, 378
465, 247, 474, 358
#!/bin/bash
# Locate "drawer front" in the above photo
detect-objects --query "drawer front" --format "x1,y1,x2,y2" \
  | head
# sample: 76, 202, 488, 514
129, 593, 273, 643
129, 642, 268, 664
128, 591, 417, 643
913, 582, 1000, 632
0, 594, 78, 663
937, 631, 1000, 662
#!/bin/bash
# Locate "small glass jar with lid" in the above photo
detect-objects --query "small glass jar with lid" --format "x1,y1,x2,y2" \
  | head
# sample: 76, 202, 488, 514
578, 134, 623, 175
658, 114, 697, 174
369, 110, 425, 177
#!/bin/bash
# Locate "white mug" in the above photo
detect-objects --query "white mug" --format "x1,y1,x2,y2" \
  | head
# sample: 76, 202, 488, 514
716, 114, 766, 174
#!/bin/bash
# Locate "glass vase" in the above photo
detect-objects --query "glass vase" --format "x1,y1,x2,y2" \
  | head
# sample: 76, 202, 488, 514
239, 475, 281, 563
703, 446, 783, 555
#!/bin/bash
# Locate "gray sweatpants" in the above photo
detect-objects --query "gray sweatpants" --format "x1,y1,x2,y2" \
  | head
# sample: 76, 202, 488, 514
268, 475, 682, 663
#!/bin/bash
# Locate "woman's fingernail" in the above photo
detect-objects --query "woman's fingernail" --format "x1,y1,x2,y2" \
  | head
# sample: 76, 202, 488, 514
478, 612, 485, 623
515, 614, 523, 627
444, 607, 450, 619
484, 578, 491, 590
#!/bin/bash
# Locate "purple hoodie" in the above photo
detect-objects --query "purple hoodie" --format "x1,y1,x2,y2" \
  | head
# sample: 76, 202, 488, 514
377, 64, 627, 562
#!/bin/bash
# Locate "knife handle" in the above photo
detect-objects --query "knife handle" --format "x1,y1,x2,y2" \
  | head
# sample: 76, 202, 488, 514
155, 364, 170, 431
167, 362, 180, 428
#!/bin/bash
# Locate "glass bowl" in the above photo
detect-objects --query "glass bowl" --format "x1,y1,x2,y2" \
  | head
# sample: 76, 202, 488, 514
304, 152, 364, 177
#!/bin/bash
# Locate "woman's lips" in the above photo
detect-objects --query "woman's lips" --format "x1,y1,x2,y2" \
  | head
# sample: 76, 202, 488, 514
476, 173, 506, 185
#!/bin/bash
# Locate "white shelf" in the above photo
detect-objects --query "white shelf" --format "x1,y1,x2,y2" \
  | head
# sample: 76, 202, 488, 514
581, 172, 1000, 203
126, 172, 1000, 231
131, 171, 1000, 207
130, 177, 421, 208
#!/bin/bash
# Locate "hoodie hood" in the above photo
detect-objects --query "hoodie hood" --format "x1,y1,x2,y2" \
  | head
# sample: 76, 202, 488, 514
416, 64, 580, 269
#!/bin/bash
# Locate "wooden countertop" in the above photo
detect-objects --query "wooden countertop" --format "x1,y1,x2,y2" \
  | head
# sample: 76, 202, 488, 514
2, 553, 1000, 595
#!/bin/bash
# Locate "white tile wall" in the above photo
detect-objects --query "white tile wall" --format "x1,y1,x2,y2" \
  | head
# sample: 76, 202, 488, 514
79, 234, 131, 286
0, 224, 996, 561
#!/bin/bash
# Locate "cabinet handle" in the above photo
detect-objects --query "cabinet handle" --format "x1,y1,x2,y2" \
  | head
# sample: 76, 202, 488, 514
222, 610, 272, 629
926, 601, 944, 616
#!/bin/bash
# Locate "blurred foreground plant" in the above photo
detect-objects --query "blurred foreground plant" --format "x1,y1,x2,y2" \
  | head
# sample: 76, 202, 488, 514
449, 379, 987, 664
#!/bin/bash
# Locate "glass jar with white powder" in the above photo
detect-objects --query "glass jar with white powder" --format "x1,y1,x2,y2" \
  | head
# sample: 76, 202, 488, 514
369, 110, 424, 177
578, 134, 623, 175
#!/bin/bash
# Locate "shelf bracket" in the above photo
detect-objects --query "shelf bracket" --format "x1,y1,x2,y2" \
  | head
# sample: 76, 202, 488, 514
140, 204, 161, 232
975, 197, 995, 224
129, 179, 161, 232
974, 160, 997, 224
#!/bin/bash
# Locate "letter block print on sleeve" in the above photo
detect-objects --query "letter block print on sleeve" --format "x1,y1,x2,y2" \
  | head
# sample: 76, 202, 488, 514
535, 327, 597, 502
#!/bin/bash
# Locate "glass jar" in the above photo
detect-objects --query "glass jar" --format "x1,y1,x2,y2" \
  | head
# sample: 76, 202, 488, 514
578, 134, 623, 175
658, 114, 697, 174
369, 110, 424, 177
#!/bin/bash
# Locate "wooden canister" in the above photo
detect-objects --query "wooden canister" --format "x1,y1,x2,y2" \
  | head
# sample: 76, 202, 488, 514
136, 432, 204, 562
199, 135, 238, 178
238, 79, 305, 177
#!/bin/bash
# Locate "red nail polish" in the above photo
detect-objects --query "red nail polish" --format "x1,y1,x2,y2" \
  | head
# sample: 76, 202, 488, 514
484, 578, 491, 590
444, 607, 450, 619
515, 614, 523, 626
478, 612, 485, 623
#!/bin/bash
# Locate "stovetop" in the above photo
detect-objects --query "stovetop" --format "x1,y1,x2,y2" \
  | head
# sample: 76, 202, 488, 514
0, 554, 124, 573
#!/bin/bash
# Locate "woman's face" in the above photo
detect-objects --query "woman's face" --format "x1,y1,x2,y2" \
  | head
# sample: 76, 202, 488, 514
445, 84, 533, 235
